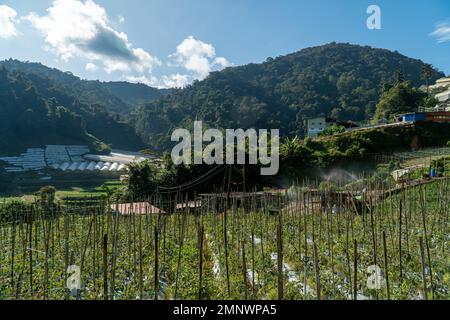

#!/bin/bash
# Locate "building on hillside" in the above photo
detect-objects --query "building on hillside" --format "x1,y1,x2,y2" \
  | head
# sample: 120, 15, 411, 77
425, 77, 450, 109
307, 117, 329, 137
397, 111, 450, 123
435, 89, 450, 108
306, 117, 359, 137
429, 77, 450, 91
398, 113, 426, 123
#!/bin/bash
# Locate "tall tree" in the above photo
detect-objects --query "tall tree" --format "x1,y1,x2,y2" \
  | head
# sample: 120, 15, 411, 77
373, 81, 428, 123
421, 64, 433, 94
394, 70, 405, 84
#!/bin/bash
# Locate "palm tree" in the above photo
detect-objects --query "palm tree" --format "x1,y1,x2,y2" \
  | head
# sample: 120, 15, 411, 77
280, 137, 303, 158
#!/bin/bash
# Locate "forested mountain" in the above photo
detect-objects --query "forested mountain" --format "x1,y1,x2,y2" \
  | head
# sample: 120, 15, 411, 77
0, 66, 103, 154
0, 59, 169, 115
133, 43, 444, 150
102, 81, 170, 108
0, 43, 444, 154
0, 65, 149, 153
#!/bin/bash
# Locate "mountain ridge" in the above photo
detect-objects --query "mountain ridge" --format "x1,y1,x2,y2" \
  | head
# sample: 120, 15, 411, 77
0, 62, 157, 152
0, 59, 170, 115
132, 42, 444, 150
0, 43, 445, 153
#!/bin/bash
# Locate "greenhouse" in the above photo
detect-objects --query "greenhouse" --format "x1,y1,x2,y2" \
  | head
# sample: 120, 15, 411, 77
0, 145, 147, 173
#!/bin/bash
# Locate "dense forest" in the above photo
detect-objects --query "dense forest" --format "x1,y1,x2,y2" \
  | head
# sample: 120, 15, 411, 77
0, 59, 169, 115
0, 65, 155, 153
0, 60, 171, 153
133, 43, 444, 150
0, 66, 104, 153
0, 43, 445, 154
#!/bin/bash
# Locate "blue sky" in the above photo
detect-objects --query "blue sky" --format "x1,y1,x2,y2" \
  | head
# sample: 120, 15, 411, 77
0, 0, 449, 88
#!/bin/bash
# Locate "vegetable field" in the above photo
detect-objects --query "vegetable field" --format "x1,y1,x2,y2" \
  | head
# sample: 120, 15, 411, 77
0, 180, 448, 300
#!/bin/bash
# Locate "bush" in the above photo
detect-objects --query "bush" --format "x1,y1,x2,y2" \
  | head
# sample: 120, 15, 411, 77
432, 156, 450, 177
319, 181, 338, 192
0, 201, 31, 223
318, 125, 346, 137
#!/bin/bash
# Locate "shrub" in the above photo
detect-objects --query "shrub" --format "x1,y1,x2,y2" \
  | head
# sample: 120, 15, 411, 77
318, 125, 346, 137
0, 200, 31, 223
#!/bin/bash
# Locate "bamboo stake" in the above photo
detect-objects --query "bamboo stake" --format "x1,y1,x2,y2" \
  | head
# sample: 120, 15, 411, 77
398, 199, 403, 283
154, 225, 159, 300
419, 187, 434, 300
382, 231, 390, 300
277, 212, 284, 300
419, 237, 428, 300
241, 240, 248, 300
313, 242, 321, 300
353, 239, 358, 301
28, 209, 33, 296
198, 224, 204, 300
102, 234, 108, 300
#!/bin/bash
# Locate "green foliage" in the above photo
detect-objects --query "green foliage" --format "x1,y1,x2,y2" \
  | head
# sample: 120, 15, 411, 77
0, 59, 169, 115
431, 156, 450, 177
0, 67, 105, 153
0, 60, 158, 151
34, 186, 56, 210
126, 160, 178, 199
279, 122, 450, 171
0, 200, 30, 223
373, 81, 429, 123
423, 96, 439, 109
318, 181, 337, 191
126, 122, 450, 192
0, 179, 449, 300
421, 63, 434, 92
132, 43, 443, 150
140, 148, 160, 156
318, 125, 346, 137
126, 161, 160, 199
101, 81, 170, 109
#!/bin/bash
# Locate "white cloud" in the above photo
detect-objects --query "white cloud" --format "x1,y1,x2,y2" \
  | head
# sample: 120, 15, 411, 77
122, 36, 231, 88
214, 56, 232, 68
85, 62, 98, 72
169, 36, 231, 80
431, 22, 450, 43
25, 0, 160, 74
125, 75, 159, 87
21, 2, 231, 88
161, 74, 190, 88
126, 73, 190, 89
0, 5, 19, 39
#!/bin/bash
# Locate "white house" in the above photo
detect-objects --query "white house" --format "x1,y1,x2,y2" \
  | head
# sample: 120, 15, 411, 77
435, 89, 450, 103
307, 117, 335, 137
307, 117, 329, 137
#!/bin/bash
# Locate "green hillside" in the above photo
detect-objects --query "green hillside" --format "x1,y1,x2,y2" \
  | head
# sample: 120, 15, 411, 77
133, 43, 444, 150
0, 62, 153, 151
0, 66, 107, 155
0, 59, 169, 115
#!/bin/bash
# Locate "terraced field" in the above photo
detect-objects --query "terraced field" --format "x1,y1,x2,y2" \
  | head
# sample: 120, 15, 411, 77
0, 179, 448, 300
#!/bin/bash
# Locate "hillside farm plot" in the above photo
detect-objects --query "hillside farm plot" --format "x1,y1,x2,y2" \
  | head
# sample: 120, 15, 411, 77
0, 180, 448, 300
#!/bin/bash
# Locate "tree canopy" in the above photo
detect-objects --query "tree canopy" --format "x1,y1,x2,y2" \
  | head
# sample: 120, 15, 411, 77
132, 43, 443, 151
373, 81, 435, 123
